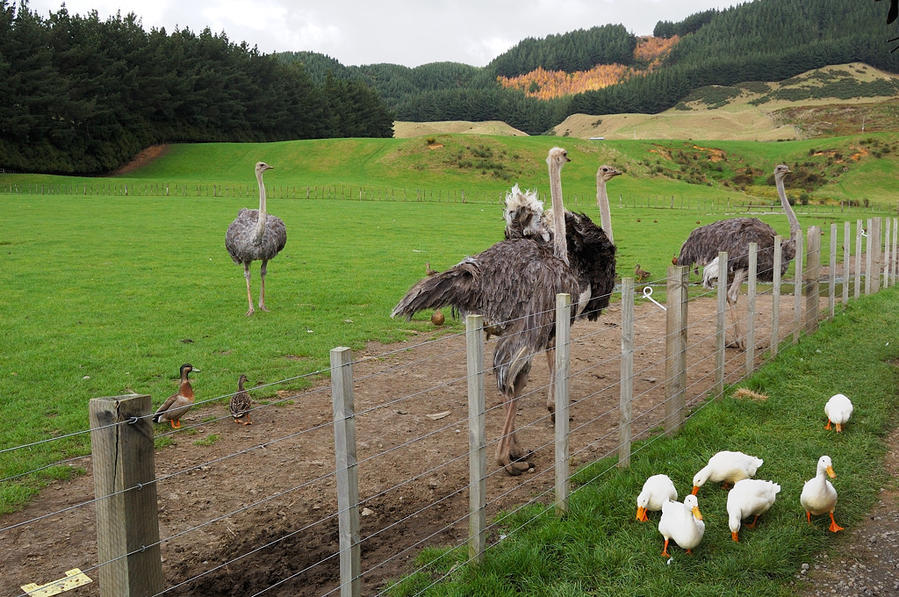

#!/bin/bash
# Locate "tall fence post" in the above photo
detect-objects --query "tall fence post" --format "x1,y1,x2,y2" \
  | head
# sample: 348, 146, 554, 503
665, 266, 688, 436
746, 243, 757, 376
829, 223, 837, 319
805, 226, 821, 334
793, 232, 804, 344
883, 218, 892, 290
618, 279, 634, 468
865, 218, 873, 295
716, 252, 727, 394
855, 219, 863, 298
330, 347, 360, 597
88, 394, 163, 597
871, 217, 882, 294
771, 241, 782, 357
891, 218, 899, 284
842, 221, 850, 306
465, 315, 487, 562
554, 293, 571, 516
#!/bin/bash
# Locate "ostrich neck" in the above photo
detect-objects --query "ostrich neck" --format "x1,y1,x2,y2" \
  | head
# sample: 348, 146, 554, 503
253, 170, 268, 244
776, 176, 800, 243
549, 161, 569, 265
596, 175, 613, 244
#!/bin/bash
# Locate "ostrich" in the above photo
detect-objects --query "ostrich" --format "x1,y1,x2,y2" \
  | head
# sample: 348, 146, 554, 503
392, 148, 615, 475
507, 163, 620, 417
674, 164, 799, 348
225, 162, 287, 316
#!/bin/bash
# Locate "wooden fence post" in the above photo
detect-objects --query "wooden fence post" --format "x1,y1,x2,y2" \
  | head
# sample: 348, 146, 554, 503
618, 279, 634, 468
883, 218, 891, 290
829, 224, 837, 318
892, 217, 898, 287
771, 242, 782, 357
746, 243, 757, 376
716, 252, 727, 394
855, 219, 863, 298
554, 293, 572, 516
88, 394, 163, 597
465, 315, 487, 562
665, 266, 688, 436
871, 217, 882, 294
865, 218, 873, 295
805, 226, 821, 334
843, 221, 850, 306
793, 232, 804, 344
330, 347, 360, 597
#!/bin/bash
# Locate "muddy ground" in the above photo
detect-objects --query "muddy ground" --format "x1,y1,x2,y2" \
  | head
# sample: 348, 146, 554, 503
2, 293, 877, 597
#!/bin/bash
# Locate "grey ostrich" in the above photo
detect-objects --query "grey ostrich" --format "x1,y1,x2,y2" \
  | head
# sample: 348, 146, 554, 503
393, 148, 615, 475
674, 164, 799, 348
506, 163, 620, 417
225, 162, 287, 316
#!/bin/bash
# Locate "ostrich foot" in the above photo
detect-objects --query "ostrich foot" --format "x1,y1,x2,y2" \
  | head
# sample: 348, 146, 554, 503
245, 308, 255, 317
725, 338, 746, 350
497, 447, 534, 475
258, 304, 270, 313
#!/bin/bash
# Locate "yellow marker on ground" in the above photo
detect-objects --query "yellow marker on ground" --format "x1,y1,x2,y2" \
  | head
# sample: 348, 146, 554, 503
20, 568, 92, 596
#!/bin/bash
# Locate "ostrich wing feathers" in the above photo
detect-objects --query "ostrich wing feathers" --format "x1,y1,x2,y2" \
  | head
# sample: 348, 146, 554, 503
225, 209, 287, 264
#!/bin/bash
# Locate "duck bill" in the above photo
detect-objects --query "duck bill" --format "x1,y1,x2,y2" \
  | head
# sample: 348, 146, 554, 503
636, 506, 647, 522
826, 466, 836, 478
691, 485, 700, 495
692, 506, 703, 521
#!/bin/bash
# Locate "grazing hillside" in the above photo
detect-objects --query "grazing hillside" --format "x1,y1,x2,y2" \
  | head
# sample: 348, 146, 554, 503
551, 63, 899, 141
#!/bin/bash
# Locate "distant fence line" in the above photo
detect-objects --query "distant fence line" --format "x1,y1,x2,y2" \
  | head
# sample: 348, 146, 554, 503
1, 180, 895, 215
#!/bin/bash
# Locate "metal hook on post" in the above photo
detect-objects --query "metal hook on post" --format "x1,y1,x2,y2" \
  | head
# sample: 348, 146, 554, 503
642, 286, 667, 311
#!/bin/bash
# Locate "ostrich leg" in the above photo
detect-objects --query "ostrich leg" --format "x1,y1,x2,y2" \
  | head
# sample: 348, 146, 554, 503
258, 259, 270, 312
726, 269, 746, 349
243, 263, 255, 317
496, 395, 533, 475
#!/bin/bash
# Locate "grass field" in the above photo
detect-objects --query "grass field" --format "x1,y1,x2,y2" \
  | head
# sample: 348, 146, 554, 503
0, 134, 895, 513
386, 287, 899, 596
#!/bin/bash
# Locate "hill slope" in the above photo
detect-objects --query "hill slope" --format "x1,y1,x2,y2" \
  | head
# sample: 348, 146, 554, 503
551, 63, 899, 141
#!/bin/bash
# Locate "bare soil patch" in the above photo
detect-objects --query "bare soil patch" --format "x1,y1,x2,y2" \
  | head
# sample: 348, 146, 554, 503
1, 295, 854, 596
111, 144, 170, 175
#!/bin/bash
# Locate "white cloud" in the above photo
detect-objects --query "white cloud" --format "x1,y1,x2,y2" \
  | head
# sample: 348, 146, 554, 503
25, 0, 745, 67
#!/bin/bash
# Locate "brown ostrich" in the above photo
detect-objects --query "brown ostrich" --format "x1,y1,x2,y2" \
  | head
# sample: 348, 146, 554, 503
392, 148, 615, 475
674, 165, 800, 348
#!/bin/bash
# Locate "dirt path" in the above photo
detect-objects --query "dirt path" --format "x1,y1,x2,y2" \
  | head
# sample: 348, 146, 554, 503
2, 294, 884, 597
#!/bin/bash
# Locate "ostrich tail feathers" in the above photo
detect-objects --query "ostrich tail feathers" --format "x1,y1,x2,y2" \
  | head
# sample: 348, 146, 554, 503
391, 263, 477, 320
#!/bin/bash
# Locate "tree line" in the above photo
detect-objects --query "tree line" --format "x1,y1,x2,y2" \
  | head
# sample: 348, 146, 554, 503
0, 2, 394, 174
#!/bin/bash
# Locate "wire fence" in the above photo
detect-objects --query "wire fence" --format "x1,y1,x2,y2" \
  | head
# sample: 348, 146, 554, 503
1, 217, 898, 597
1, 179, 895, 217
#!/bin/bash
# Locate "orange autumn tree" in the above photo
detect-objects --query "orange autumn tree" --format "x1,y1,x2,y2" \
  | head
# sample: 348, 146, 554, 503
497, 35, 679, 100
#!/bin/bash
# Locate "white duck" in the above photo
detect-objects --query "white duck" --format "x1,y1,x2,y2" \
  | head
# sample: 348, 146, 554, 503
692, 450, 764, 495
800, 455, 844, 533
726, 479, 781, 542
658, 494, 705, 557
636, 474, 678, 522
824, 393, 853, 432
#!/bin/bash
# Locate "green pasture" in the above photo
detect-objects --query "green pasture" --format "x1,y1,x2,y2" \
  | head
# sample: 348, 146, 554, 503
0, 134, 895, 513
387, 288, 899, 596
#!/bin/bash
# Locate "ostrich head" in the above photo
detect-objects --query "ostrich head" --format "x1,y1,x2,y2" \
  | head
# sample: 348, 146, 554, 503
546, 147, 570, 167
255, 161, 273, 175
773, 163, 790, 182
597, 164, 621, 183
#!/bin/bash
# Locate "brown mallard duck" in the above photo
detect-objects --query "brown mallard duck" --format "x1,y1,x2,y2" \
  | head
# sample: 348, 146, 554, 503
634, 263, 651, 282
153, 364, 198, 429
230, 374, 253, 425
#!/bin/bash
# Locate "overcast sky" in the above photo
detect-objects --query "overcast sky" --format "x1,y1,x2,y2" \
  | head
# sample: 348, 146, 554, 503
27, 0, 745, 67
